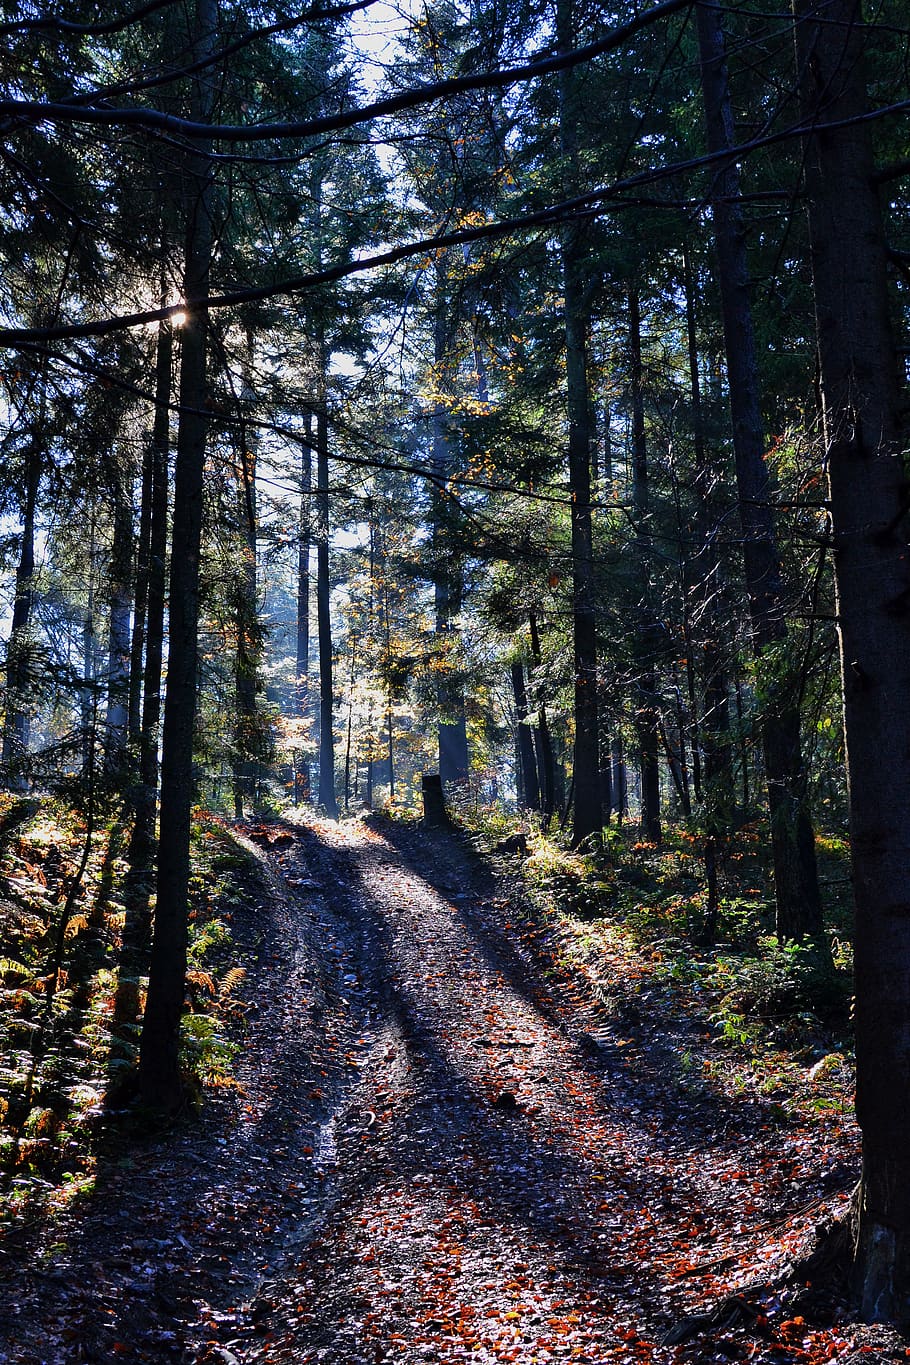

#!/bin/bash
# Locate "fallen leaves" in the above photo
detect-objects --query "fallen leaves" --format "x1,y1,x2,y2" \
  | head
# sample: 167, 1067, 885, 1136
1, 814, 869, 1365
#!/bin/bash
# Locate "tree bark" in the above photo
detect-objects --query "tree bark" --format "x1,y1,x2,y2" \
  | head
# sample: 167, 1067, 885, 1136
432, 257, 470, 790
104, 463, 134, 774
796, 0, 910, 1323
296, 414, 312, 717
558, 0, 601, 848
128, 315, 172, 874
365, 519, 376, 809
291, 413, 313, 803
629, 284, 662, 843
2, 412, 43, 790
600, 712, 614, 821
683, 238, 729, 809
232, 374, 260, 820
612, 734, 627, 822
510, 661, 540, 811
696, 0, 821, 939
315, 386, 339, 818
138, 0, 215, 1112
80, 540, 98, 782
529, 612, 556, 825
344, 632, 357, 811
129, 430, 154, 748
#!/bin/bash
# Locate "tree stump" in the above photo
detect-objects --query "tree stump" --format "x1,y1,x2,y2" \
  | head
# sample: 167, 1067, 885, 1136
422, 774, 448, 827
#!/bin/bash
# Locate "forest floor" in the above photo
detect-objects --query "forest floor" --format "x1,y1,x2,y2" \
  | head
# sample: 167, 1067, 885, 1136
0, 812, 907, 1365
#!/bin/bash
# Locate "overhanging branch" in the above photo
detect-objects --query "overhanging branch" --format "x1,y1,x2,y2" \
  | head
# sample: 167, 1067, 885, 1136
0, 0, 692, 144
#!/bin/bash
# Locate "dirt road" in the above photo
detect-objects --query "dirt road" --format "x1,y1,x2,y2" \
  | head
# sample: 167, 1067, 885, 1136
0, 815, 883, 1365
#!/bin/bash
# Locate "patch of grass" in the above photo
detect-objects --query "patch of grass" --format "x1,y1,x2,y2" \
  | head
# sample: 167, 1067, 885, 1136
504, 819, 854, 1123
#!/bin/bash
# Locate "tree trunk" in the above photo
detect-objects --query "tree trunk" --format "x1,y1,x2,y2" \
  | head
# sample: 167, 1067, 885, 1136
2, 422, 42, 790
315, 389, 339, 818
558, 0, 601, 848
510, 661, 540, 811
129, 432, 153, 747
296, 414, 312, 717
612, 734, 627, 822
682, 248, 734, 937
344, 632, 357, 811
365, 520, 376, 810
138, 0, 215, 1112
104, 465, 134, 774
600, 711, 614, 821
669, 678, 693, 819
291, 415, 313, 804
432, 257, 470, 790
81, 541, 98, 782
629, 284, 662, 843
232, 379, 259, 821
683, 237, 734, 810
796, 0, 910, 1322
529, 612, 556, 825
386, 697, 395, 801
128, 316, 172, 874
696, 0, 821, 939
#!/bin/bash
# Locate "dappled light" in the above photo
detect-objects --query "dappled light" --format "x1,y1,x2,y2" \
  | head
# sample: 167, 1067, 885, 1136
2, 0, 910, 1353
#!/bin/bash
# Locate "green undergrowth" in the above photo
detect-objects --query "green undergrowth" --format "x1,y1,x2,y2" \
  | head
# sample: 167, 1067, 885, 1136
472, 812, 855, 1125
0, 800, 258, 1231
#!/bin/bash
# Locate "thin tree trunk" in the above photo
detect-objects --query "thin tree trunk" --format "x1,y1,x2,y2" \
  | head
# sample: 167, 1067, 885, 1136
344, 632, 357, 811
296, 413, 312, 717
432, 257, 470, 789
629, 285, 662, 843
139, 0, 215, 1111
387, 699, 395, 801
696, 0, 821, 939
128, 315, 172, 873
129, 439, 153, 747
104, 467, 133, 774
600, 718, 614, 822
734, 674, 750, 810
291, 414, 313, 804
682, 241, 734, 815
81, 519, 98, 782
612, 734, 627, 822
528, 612, 555, 825
232, 377, 259, 820
510, 661, 540, 811
670, 672, 692, 818
2, 422, 43, 789
365, 520, 375, 810
315, 386, 339, 818
661, 719, 689, 815
558, 0, 601, 847
796, 0, 910, 1321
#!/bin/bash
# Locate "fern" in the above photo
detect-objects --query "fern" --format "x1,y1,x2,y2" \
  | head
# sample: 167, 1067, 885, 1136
218, 966, 246, 1000
0, 958, 38, 986
186, 969, 216, 995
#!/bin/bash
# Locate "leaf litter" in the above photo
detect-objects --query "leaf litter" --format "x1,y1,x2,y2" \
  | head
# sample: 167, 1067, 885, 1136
1, 813, 904, 1364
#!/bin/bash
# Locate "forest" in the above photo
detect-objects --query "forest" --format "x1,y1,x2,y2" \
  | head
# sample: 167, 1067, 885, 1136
1, 0, 910, 1359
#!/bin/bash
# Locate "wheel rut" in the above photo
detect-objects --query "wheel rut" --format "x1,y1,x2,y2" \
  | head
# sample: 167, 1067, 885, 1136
0, 814, 848, 1365
225, 817, 799, 1365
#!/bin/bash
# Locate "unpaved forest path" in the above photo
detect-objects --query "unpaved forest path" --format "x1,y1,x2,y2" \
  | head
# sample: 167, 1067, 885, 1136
0, 815, 879, 1365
